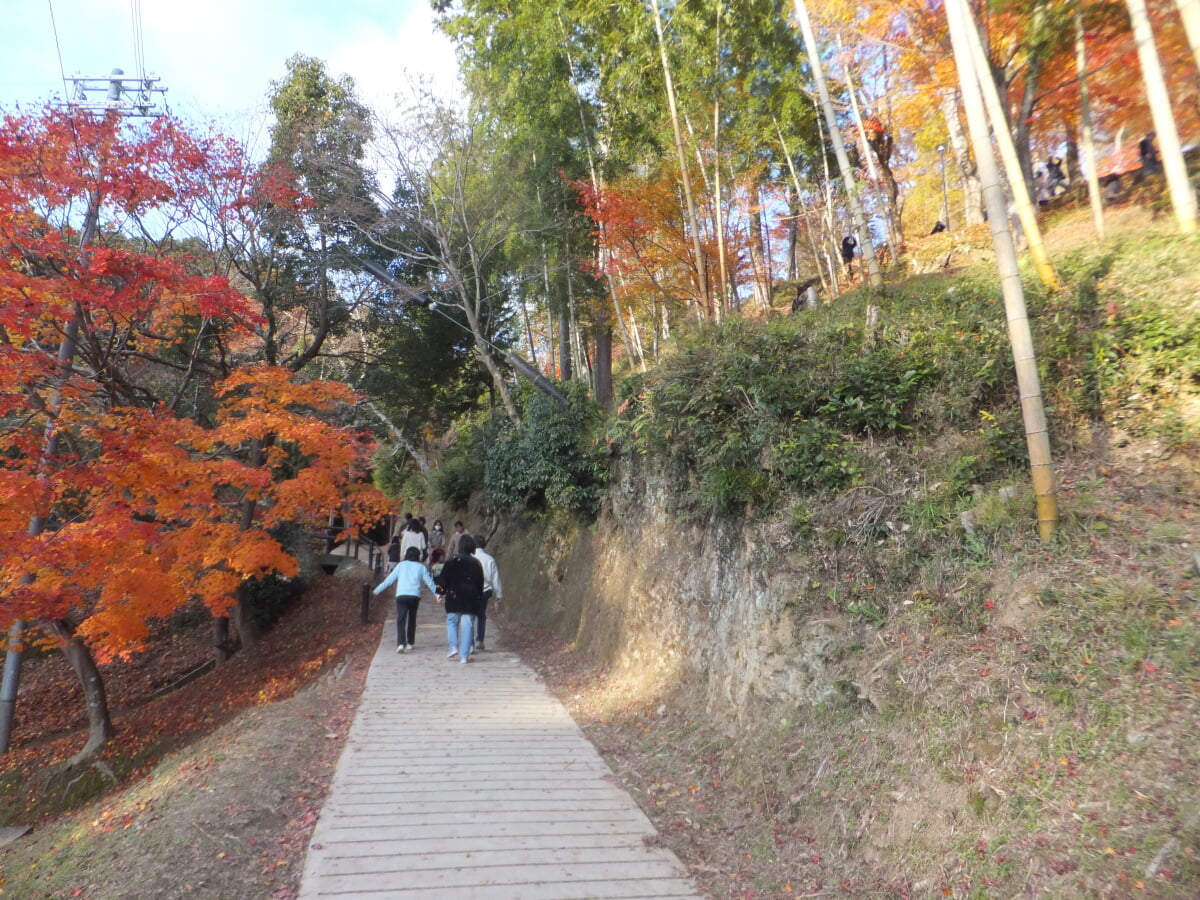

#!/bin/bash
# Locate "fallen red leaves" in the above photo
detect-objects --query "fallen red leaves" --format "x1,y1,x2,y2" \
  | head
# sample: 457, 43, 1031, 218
0, 574, 384, 826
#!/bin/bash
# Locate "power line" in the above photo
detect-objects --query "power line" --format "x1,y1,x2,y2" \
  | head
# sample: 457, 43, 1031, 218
130, 0, 146, 86
46, 0, 73, 105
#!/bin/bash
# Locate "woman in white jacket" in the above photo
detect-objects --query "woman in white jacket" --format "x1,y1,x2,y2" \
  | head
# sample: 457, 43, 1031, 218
399, 518, 426, 564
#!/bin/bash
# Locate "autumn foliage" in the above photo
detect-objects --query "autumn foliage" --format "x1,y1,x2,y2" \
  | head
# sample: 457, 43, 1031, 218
0, 108, 387, 663
572, 167, 760, 323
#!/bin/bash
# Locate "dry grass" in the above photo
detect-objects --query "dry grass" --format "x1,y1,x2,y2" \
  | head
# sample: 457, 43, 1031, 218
505, 204, 1200, 898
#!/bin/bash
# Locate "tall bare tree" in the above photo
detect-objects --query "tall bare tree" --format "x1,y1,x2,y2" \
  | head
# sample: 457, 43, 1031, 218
1175, 0, 1200, 77
650, 0, 714, 318
1126, 0, 1198, 234
948, 0, 1060, 291
945, 0, 1059, 539
371, 95, 524, 421
793, 0, 882, 287
1074, 0, 1107, 239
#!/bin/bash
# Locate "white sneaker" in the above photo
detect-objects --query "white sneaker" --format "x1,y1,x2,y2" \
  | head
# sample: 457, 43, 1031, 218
396, 644, 405, 654
446, 648, 458, 659
460, 656, 469, 664
404, 645, 413, 653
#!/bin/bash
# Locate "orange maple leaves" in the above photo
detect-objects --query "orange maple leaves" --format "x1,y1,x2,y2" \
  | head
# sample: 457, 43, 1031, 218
0, 107, 387, 658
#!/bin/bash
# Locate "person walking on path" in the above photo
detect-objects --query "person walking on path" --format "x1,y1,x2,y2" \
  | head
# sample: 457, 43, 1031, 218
373, 546, 438, 653
399, 518, 426, 563
385, 535, 401, 573
472, 536, 503, 652
437, 534, 483, 663
446, 520, 466, 557
416, 516, 430, 560
428, 547, 446, 579
428, 519, 446, 555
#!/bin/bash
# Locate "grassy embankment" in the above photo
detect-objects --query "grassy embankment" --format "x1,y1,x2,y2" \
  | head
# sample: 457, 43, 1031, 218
521, 203, 1200, 898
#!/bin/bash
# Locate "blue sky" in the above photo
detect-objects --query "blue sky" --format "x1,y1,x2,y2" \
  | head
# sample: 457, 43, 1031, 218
0, 0, 460, 138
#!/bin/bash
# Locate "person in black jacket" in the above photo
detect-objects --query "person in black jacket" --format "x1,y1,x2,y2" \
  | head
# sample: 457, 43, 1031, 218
436, 534, 484, 663
1046, 156, 1067, 194
1138, 131, 1160, 174
840, 234, 857, 271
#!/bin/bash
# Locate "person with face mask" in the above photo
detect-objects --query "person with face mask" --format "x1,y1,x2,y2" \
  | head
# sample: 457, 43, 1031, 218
429, 519, 446, 554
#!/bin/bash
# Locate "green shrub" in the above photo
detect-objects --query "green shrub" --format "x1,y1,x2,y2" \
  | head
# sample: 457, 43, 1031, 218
770, 418, 862, 492
818, 352, 929, 434
618, 314, 936, 512
700, 466, 773, 511
432, 453, 484, 508
484, 381, 608, 517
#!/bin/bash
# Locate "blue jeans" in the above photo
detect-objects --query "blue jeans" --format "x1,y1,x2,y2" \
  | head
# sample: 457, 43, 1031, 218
446, 613, 474, 660
476, 590, 492, 646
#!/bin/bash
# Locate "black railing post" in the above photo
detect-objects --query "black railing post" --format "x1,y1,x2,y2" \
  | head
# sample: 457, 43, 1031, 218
361, 583, 371, 626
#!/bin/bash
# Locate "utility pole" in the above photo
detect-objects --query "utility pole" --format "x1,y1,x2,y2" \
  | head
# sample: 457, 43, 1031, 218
0, 69, 166, 755
65, 67, 167, 117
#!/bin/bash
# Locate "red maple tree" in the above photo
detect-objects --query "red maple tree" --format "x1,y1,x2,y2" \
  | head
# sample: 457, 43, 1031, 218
0, 108, 387, 762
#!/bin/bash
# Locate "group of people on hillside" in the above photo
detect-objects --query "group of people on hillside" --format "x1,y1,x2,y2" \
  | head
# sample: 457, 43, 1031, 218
373, 514, 504, 664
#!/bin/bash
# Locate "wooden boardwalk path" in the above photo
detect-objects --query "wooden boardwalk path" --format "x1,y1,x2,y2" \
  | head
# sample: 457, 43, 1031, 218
298, 601, 706, 899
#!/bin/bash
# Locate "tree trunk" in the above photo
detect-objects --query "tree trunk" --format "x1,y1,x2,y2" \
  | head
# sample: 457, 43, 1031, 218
1075, 0, 1107, 239
1015, 56, 1042, 193
952, 0, 1060, 290
1127, 0, 1199, 233
808, 101, 842, 294
213, 614, 232, 665
233, 584, 260, 656
1065, 140, 1080, 187
786, 184, 799, 281
566, 266, 589, 380
234, 438, 269, 651
593, 327, 613, 409
776, 121, 830, 295
801, 200, 832, 296
521, 279, 539, 368
52, 619, 114, 767
839, 31, 897, 248
651, 0, 713, 317
0, 198, 100, 756
1174, 0, 1200, 78
546, 301, 557, 380
458, 286, 520, 421
946, 0, 1059, 539
629, 311, 646, 371
558, 306, 572, 381
749, 204, 772, 308
364, 400, 429, 473
940, 90, 984, 225
712, 100, 731, 315
794, 0, 882, 287
759, 184, 774, 297
477, 336, 520, 421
